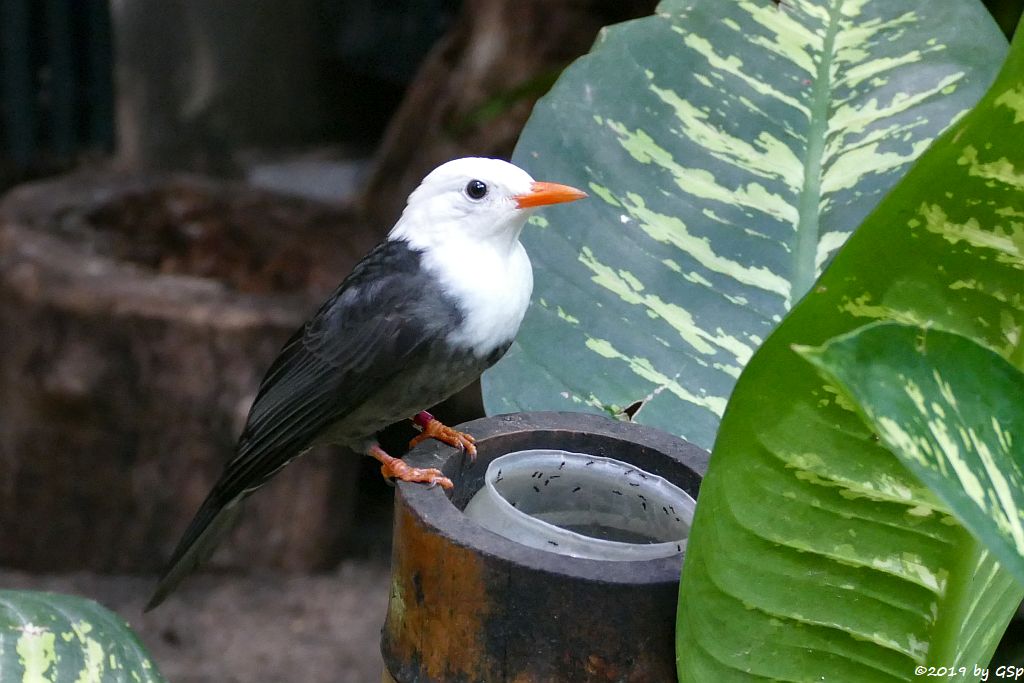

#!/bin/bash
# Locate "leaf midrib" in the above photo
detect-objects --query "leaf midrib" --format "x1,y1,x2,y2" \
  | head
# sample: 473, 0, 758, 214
792, 1, 842, 302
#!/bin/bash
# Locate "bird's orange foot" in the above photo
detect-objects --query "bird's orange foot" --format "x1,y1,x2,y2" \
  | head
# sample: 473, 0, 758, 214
409, 411, 477, 459
368, 444, 452, 489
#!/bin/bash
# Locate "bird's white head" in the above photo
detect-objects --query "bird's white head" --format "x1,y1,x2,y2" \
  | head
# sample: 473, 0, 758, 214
389, 157, 586, 254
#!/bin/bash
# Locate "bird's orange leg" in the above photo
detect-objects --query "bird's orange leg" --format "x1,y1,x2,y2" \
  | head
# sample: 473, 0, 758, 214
368, 444, 453, 489
409, 410, 477, 459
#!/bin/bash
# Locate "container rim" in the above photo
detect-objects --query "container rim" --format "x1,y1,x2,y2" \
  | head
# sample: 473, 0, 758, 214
397, 411, 709, 585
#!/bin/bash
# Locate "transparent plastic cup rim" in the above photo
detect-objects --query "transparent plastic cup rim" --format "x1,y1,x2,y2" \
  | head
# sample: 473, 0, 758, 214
464, 449, 695, 561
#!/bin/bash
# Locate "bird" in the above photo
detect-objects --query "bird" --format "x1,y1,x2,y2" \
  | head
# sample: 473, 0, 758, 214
146, 157, 587, 610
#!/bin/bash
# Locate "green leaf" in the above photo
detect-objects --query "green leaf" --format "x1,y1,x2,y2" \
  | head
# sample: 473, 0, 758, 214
483, 0, 1007, 450
0, 591, 166, 683
800, 323, 1024, 587
676, 11, 1024, 682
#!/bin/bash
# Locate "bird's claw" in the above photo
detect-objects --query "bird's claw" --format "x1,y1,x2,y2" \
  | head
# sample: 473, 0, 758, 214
409, 419, 477, 460
369, 443, 453, 489
379, 461, 453, 490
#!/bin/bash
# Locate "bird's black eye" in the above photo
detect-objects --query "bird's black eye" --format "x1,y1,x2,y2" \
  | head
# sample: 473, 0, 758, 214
465, 179, 488, 200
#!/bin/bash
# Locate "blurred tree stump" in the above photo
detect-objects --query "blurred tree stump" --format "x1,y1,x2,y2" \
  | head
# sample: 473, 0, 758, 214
0, 172, 378, 572
360, 0, 657, 227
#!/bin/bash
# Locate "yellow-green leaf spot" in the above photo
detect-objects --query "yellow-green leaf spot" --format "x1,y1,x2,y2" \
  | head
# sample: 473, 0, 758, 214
816, 230, 851, 272
585, 336, 727, 415
957, 145, 1024, 190
604, 118, 798, 229
555, 306, 579, 324
919, 203, 1024, 265
16, 625, 56, 683
614, 190, 791, 300
587, 182, 621, 207
676, 26, 812, 113
71, 621, 105, 683
840, 293, 932, 325
870, 553, 945, 593
996, 85, 1024, 124
821, 135, 934, 195
580, 247, 753, 366
960, 417, 1024, 555
828, 73, 963, 139
648, 79, 805, 192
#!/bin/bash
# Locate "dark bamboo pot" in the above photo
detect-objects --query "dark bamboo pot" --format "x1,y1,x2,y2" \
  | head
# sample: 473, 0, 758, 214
381, 411, 708, 683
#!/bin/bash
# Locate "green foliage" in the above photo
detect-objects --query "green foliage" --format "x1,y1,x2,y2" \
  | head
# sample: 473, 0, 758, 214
0, 591, 165, 683
483, 0, 1007, 451
801, 323, 1024, 587
676, 10, 1024, 681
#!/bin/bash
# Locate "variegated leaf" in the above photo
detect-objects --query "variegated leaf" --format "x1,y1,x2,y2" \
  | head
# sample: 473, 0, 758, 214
800, 323, 1024, 586
483, 0, 1007, 450
677, 15, 1024, 682
0, 591, 166, 682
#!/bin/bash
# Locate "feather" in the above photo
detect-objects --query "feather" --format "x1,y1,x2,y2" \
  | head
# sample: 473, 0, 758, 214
146, 498, 244, 611
147, 241, 457, 609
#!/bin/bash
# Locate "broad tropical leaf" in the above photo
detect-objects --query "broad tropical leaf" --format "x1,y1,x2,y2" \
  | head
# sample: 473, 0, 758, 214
0, 591, 166, 683
483, 0, 1007, 451
801, 323, 1024, 586
677, 14, 1024, 682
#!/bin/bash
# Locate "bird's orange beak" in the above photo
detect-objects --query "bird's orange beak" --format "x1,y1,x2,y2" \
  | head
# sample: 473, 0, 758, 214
514, 181, 588, 209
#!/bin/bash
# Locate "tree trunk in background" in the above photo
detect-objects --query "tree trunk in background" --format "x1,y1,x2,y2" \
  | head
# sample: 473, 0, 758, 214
360, 0, 657, 228
0, 172, 379, 572
111, 0, 327, 172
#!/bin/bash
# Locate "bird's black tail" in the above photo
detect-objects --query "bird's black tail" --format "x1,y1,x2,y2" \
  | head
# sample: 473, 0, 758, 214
145, 493, 245, 611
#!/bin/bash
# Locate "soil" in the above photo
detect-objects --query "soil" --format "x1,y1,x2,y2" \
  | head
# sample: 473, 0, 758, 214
1, 451, 401, 682
0, 172, 387, 574
0, 559, 392, 683
80, 182, 349, 295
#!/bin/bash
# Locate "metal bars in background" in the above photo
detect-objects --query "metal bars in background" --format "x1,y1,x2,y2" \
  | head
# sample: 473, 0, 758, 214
0, 0, 114, 169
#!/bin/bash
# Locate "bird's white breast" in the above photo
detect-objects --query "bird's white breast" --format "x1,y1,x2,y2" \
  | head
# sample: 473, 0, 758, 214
421, 238, 533, 357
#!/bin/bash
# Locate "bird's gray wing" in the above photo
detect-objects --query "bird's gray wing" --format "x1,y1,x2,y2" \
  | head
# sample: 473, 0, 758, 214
221, 304, 427, 496
148, 240, 457, 610
219, 239, 458, 499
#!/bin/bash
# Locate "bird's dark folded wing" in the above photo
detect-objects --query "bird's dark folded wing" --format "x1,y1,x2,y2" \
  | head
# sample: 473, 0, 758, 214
214, 247, 457, 501
217, 319, 430, 500
148, 241, 460, 611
